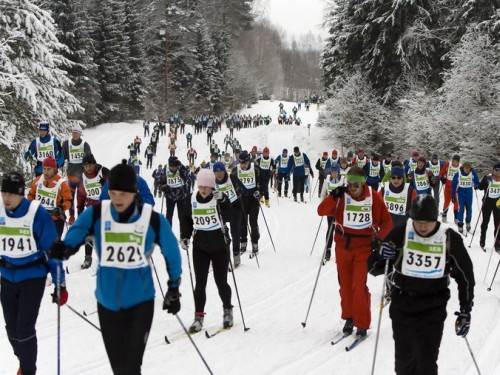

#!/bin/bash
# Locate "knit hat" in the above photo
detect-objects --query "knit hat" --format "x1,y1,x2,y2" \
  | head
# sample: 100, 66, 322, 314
332, 149, 338, 156
372, 154, 380, 161
39, 121, 49, 131
417, 156, 427, 164
263, 147, 269, 154
494, 163, 500, 170
331, 164, 340, 173
391, 166, 404, 177
411, 150, 420, 158
42, 157, 57, 170
452, 154, 461, 162
82, 153, 97, 165
72, 124, 83, 135
213, 161, 225, 172
357, 148, 364, 154
197, 169, 215, 188
293, 146, 299, 153
431, 154, 438, 160
239, 151, 250, 163
168, 156, 179, 167
282, 149, 288, 154
409, 194, 438, 221
339, 157, 348, 164
322, 151, 328, 157
1, 172, 25, 196
252, 146, 257, 152
108, 160, 137, 193
462, 161, 472, 169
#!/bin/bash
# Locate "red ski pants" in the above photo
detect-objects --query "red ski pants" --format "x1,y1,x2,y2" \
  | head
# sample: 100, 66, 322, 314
335, 239, 371, 329
442, 181, 458, 213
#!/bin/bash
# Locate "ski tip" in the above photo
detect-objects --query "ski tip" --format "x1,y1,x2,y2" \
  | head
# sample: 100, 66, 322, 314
164, 336, 170, 344
301, 322, 306, 328
345, 347, 350, 352
65, 266, 69, 274
487, 287, 492, 291
83, 311, 87, 316
244, 327, 250, 332
205, 331, 211, 338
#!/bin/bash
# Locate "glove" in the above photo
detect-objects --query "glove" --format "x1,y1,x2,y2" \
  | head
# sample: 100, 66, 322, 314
213, 190, 224, 202
49, 239, 70, 260
253, 191, 260, 199
440, 176, 447, 185
163, 288, 181, 314
330, 185, 346, 199
51, 285, 68, 306
180, 238, 190, 251
407, 172, 414, 180
455, 310, 471, 337
379, 242, 397, 260
452, 195, 456, 204
51, 207, 63, 217
25, 153, 35, 162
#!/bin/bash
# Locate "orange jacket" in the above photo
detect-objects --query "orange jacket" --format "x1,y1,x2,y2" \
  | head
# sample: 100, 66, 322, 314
28, 174, 72, 220
317, 185, 393, 243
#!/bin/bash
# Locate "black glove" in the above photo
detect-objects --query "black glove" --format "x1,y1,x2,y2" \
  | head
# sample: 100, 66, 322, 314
49, 239, 70, 260
379, 242, 397, 260
51, 207, 63, 217
440, 176, 447, 185
163, 288, 181, 314
330, 186, 346, 199
371, 237, 382, 252
455, 310, 471, 337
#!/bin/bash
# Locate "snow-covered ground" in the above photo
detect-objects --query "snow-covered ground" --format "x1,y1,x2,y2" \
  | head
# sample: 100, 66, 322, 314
2, 101, 499, 374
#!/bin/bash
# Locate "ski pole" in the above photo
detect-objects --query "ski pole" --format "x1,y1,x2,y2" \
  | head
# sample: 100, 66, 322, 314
474, 190, 481, 213
217, 207, 250, 332
66, 304, 101, 331
370, 258, 391, 375
487, 259, 500, 291
259, 203, 277, 252
185, 245, 196, 298
160, 191, 165, 215
311, 177, 319, 199
483, 229, 500, 283
309, 216, 324, 256
301, 218, 336, 328
468, 195, 486, 248
239, 199, 260, 268
464, 337, 482, 375
56, 261, 61, 375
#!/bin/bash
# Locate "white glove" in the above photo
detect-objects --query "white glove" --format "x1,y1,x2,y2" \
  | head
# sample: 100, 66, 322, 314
213, 190, 224, 201
180, 238, 190, 250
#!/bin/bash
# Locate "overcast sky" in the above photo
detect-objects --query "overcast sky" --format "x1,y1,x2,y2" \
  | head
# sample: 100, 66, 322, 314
258, 0, 328, 42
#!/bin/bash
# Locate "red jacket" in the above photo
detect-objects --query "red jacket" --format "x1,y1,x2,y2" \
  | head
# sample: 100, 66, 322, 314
317, 185, 393, 244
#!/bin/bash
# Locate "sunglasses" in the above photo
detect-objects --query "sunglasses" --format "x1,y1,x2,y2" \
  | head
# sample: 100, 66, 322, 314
391, 176, 403, 180
347, 183, 362, 189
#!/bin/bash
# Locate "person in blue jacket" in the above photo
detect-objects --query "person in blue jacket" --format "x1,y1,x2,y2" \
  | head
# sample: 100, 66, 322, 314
49, 160, 182, 375
452, 161, 480, 234
287, 146, 313, 202
99, 159, 155, 206
0, 172, 66, 375
23, 121, 64, 177
275, 149, 290, 197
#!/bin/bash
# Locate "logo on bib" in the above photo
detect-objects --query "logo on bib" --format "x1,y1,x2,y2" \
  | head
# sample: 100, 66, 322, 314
134, 225, 144, 235
0, 217, 5, 225
193, 202, 198, 208
105, 220, 112, 231
346, 198, 352, 204
408, 231, 414, 240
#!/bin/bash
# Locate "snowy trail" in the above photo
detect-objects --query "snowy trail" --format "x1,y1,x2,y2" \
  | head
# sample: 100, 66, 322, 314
2, 101, 499, 374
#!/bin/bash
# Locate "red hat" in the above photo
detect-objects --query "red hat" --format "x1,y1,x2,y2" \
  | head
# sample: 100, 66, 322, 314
263, 147, 269, 154
252, 146, 257, 152
322, 151, 328, 157
418, 156, 427, 163
42, 157, 57, 170
332, 149, 338, 156
411, 150, 420, 158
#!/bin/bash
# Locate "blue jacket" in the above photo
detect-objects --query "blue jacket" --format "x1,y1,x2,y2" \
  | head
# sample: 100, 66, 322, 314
275, 155, 290, 174
452, 168, 480, 197
287, 153, 312, 177
0, 199, 64, 284
99, 176, 155, 206
24, 134, 64, 175
62, 203, 182, 311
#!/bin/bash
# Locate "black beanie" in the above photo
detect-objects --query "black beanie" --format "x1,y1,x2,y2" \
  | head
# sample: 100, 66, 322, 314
108, 160, 137, 193
82, 153, 97, 165
293, 146, 299, 153
1, 172, 25, 196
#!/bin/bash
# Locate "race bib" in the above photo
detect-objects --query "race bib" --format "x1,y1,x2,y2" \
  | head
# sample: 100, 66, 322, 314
192, 197, 221, 231
489, 181, 500, 199
414, 174, 430, 191
0, 201, 39, 258
343, 190, 373, 229
167, 171, 183, 188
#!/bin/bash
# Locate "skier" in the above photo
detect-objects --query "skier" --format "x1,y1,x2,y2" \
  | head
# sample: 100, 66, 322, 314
186, 132, 193, 148
317, 166, 392, 338
180, 169, 234, 333
382, 153, 393, 175
250, 146, 258, 162
379, 166, 417, 227
478, 162, 500, 248
144, 143, 155, 169
133, 135, 142, 154
231, 151, 261, 255
76, 153, 109, 269
1, 172, 67, 375
255, 147, 274, 207
408, 157, 435, 196
404, 150, 420, 177
61, 124, 92, 225
50, 160, 182, 375
438, 154, 461, 223
168, 139, 177, 157
24, 121, 65, 177
275, 149, 290, 197
206, 153, 219, 171
451, 161, 480, 234
426, 154, 443, 207
222, 152, 235, 172
28, 157, 72, 237
369, 194, 474, 375
214, 162, 243, 267
288, 146, 313, 203
152, 164, 165, 198
339, 157, 350, 177
206, 125, 213, 145
130, 155, 142, 176
316, 152, 329, 198
163, 156, 190, 226
351, 148, 368, 168
187, 147, 198, 165
143, 120, 150, 137
363, 154, 385, 191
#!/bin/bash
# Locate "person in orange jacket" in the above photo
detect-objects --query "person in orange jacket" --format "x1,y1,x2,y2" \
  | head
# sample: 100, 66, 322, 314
28, 157, 72, 237
317, 165, 392, 338
438, 154, 461, 223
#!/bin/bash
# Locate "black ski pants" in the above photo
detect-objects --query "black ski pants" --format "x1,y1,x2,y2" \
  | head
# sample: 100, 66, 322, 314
318, 176, 325, 197
1, 277, 46, 375
240, 196, 260, 244
229, 207, 242, 255
146, 155, 153, 169
98, 300, 154, 375
193, 240, 232, 313
389, 293, 447, 375
166, 197, 186, 227
481, 197, 500, 244
292, 175, 306, 197
277, 173, 289, 195
260, 177, 270, 200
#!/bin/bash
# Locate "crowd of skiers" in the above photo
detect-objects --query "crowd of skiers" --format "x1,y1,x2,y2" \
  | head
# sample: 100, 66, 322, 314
1, 112, 498, 375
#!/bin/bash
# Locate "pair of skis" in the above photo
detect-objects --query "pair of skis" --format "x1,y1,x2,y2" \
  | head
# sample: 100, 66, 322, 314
164, 325, 233, 344
330, 331, 370, 351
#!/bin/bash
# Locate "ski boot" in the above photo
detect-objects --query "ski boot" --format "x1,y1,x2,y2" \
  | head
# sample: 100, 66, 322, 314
189, 313, 204, 333
466, 222, 471, 232
81, 255, 92, 269
343, 318, 354, 335
480, 233, 486, 249
234, 253, 241, 268
284, 191, 288, 198
293, 195, 298, 202
356, 328, 367, 338
458, 223, 464, 234
324, 248, 331, 262
278, 191, 282, 198
260, 196, 265, 204
250, 243, 259, 258
300, 194, 304, 203
441, 211, 448, 223
240, 242, 247, 254
265, 199, 270, 208
223, 308, 234, 329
